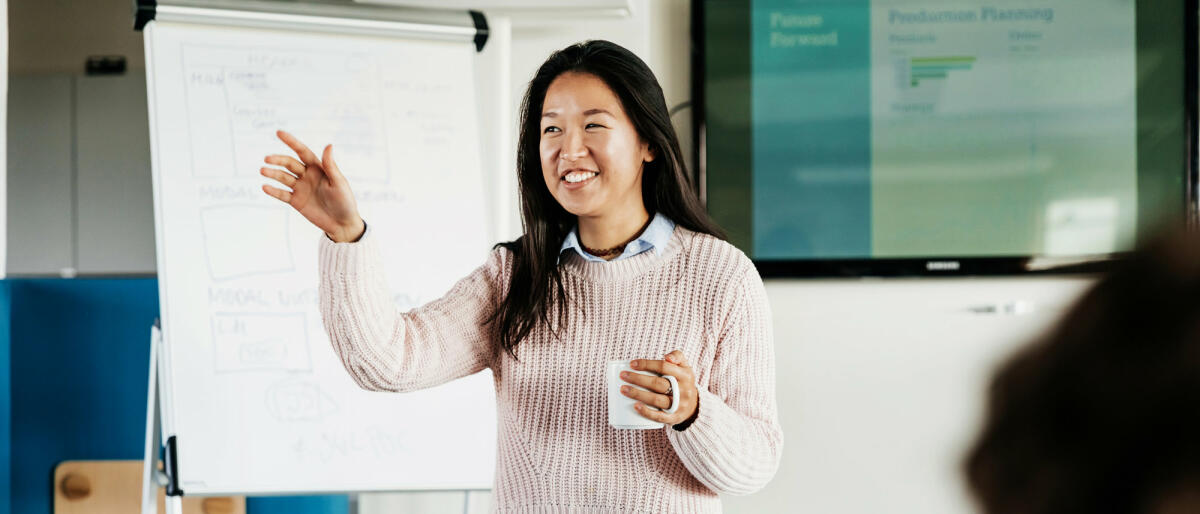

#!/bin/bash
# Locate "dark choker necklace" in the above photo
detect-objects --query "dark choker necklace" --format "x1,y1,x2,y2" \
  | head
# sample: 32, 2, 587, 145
580, 216, 654, 258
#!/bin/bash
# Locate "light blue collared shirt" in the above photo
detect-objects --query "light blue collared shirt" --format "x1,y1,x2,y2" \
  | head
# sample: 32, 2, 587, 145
559, 213, 676, 263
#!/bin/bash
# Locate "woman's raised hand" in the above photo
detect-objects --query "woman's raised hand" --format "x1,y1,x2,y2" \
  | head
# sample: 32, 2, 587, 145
261, 130, 366, 243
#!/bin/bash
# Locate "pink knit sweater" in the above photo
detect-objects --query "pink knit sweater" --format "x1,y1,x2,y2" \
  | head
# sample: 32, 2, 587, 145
318, 225, 782, 512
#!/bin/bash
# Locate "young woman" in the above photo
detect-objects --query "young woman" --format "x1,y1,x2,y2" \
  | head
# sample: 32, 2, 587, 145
261, 40, 781, 512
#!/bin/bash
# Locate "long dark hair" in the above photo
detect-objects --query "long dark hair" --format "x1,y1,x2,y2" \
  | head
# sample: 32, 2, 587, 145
964, 229, 1200, 513
490, 40, 723, 358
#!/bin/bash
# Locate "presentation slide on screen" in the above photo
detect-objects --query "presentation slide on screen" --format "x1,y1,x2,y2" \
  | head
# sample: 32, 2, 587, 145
751, 0, 1137, 259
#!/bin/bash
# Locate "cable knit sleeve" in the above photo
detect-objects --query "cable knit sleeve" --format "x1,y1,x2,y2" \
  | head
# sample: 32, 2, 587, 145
317, 229, 507, 393
666, 263, 784, 496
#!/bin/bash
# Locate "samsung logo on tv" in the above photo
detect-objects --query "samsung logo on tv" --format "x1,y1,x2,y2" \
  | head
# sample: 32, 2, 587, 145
926, 260, 961, 271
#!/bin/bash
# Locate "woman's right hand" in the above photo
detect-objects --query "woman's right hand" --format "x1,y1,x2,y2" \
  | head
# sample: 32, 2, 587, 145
261, 130, 366, 242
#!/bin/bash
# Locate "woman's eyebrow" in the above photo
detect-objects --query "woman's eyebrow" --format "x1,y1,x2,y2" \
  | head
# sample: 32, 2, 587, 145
541, 109, 613, 118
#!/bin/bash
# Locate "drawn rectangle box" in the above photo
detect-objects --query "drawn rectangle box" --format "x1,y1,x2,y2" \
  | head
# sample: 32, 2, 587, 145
182, 65, 236, 178
212, 312, 312, 373
200, 205, 294, 281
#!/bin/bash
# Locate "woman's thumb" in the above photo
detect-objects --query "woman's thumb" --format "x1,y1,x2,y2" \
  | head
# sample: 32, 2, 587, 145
322, 144, 346, 183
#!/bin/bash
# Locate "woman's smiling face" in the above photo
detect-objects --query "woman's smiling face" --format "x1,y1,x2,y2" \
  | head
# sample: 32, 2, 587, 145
540, 72, 654, 219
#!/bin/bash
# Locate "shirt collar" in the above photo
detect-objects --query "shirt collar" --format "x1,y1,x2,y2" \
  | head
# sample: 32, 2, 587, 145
559, 213, 676, 264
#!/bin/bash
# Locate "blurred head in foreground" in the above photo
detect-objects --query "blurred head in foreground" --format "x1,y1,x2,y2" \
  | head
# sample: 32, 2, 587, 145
965, 229, 1200, 514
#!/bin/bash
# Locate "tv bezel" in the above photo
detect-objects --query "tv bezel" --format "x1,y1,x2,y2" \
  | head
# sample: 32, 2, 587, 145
691, 0, 1200, 278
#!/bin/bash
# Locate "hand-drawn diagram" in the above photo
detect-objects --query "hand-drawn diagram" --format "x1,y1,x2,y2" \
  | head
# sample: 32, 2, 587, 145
200, 205, 294, 281
290, 425, 409, 465
211, 312, 311, 373
182, 44, 390, 183
266, 379, 339, 422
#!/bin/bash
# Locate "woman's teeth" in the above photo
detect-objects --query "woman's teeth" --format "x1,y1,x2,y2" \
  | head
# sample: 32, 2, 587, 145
564, 171, 597, 183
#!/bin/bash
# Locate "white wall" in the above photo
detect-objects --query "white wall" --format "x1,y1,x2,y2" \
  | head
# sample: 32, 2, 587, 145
727, 278, 1092, 513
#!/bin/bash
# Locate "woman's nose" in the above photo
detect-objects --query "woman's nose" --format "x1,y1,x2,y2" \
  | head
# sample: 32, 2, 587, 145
559, 128, 587, 161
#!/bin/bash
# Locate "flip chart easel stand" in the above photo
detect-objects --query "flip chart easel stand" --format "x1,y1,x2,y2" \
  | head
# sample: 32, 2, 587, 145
143, 323, 183, 514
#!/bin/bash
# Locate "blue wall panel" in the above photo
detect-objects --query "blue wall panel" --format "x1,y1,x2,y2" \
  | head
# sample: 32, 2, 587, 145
6, 278, 347, 514
0, 282, 10, 512
10, 279, 157, 514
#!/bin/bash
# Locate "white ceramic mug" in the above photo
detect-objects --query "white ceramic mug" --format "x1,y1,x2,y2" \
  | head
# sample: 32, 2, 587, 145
607, 359, 680, 429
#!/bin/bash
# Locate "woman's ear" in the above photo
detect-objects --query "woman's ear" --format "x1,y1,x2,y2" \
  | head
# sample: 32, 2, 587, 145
642, 142, 656, 163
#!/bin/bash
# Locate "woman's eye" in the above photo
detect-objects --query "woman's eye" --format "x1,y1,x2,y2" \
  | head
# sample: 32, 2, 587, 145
586, 123, 605, 129
543, 126, 560, 134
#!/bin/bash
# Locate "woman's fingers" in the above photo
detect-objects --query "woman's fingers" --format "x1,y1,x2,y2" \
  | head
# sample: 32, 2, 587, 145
631, 358, 689, 380
264, 154, 305, 176
619, 371, 671, 394
633, 403, 671, 423
628, 352, 697, 424
260, 167, 297, 188
276, 130, 320, 166
261, 184, 292, 204
621, 384, 673, 410
665, 350, 687, 366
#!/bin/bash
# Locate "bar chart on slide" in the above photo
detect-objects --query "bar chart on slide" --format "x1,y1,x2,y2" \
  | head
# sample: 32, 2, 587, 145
895, 56, 977, 88
869, 0, 1138, 256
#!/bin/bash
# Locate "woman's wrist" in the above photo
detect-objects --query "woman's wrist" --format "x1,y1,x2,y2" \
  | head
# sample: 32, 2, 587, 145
326, 218, 367, 243
673, 394, 700, 431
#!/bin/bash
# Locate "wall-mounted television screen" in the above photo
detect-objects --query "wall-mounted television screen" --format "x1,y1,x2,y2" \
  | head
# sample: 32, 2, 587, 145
695, 0, 1197, 276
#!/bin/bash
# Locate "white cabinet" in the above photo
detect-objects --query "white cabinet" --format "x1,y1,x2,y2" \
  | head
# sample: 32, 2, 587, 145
75, 74, 155, 274
7, 72, 156, 276
7, 75, 74, 275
